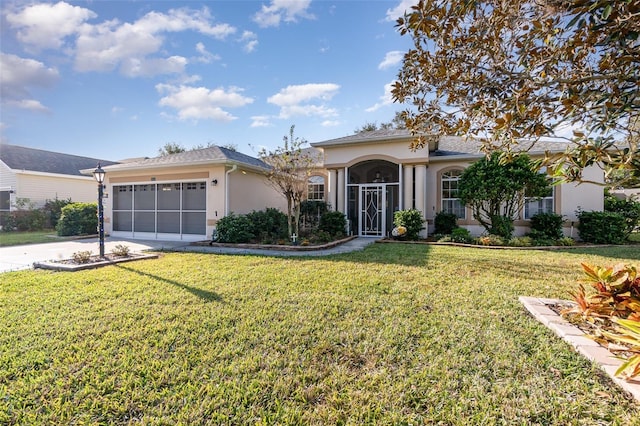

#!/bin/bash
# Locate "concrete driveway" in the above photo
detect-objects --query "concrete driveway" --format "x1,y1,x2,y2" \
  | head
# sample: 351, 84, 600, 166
0, 237, 189, 274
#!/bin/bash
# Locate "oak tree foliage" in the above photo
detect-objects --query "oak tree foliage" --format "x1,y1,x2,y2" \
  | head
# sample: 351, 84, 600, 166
392, 0, 639, 186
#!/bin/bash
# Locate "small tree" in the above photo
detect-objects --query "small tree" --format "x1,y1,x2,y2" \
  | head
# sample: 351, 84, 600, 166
259, 125, 315, 239
458, 153, 551, 238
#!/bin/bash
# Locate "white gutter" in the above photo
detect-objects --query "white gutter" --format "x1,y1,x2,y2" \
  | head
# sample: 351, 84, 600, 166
224, 164, 237, 216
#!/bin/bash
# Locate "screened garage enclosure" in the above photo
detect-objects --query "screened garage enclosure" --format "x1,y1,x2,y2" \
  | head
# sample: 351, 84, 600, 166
112, 182, 206, 239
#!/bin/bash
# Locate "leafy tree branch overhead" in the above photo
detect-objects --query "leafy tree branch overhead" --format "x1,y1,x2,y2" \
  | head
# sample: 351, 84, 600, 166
392, 0, 639, 186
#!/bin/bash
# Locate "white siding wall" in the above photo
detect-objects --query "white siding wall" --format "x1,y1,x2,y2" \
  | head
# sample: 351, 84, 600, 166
14, 173, 97, 208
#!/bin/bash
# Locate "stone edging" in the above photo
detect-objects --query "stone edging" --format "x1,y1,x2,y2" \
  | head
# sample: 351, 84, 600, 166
33, 253, 159, 272
519, 296, 640, 402
191, 235, 358, 251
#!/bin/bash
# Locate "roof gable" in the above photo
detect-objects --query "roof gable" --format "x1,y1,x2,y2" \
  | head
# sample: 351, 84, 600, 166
0, 144, 118, 176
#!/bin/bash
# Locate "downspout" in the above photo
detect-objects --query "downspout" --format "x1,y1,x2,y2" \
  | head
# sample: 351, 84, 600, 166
225, 164, 237, 216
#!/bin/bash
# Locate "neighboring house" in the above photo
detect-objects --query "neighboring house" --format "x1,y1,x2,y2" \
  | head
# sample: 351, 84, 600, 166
0, 144, 118, 212
92, 130, 604, 241
92, 146, 287, 242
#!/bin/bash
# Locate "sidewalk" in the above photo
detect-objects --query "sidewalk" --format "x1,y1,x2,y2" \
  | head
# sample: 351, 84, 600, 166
0, 237, 376, 274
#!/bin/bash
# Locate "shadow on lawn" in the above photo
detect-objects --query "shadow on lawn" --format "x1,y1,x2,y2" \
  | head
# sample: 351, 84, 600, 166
115, 264, 223, 302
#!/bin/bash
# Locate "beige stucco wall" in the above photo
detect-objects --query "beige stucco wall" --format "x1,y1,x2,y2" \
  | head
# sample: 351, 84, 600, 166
227, 168, 287, 215
425, 159, 605, 236
322, 139, 429, 167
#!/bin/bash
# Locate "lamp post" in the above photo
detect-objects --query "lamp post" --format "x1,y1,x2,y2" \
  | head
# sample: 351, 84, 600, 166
93, 164, 106, 258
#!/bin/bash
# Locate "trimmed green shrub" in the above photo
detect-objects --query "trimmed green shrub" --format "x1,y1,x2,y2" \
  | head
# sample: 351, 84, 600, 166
434, 211, 458, 235
508, 236, 533, 247
451, 227, 473, 243
246, 208, 288, 243
56, 203, 97, 236
319, 211, 347, 237
529, 212, 564, 240
489, 214, 514, 239
43, 197, 73, 229
393, 209, 425, 240
605, 195, 640, 239
300, 200, 329, 229
577, 210, 626, 244
215, 213, 255, 243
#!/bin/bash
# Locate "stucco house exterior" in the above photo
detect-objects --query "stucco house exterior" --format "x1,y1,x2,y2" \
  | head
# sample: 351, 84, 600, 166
93, 146, 287, 242
91, 130, 603, 242
0, 144, 118, 213
312, 130, 603, 238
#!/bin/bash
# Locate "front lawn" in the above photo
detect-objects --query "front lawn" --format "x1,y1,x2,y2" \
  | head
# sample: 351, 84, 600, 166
0, 230, 58, 247
1, 244, 639, 424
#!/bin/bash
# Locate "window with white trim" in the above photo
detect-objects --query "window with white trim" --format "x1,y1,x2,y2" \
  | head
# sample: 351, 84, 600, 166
441, 169, 466, 219
307, 175, 325, 201
0, 191, 10, 212
524, 187, 554, 219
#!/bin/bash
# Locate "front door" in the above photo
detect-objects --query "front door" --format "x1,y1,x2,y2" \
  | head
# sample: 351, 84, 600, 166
360, 185, 384, 237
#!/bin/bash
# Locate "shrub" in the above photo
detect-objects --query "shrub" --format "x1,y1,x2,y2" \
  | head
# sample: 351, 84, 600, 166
529, 212, 564, 240
393, 209, 425, 240
476, 234, 505, 246
508, 236, 533, 247
489, 214, 514, 239
42, 197, 73, 229
71, 250, 92, 264
319, 211, 347, 237
300, 200, 329, 230
111, 244, 130, 257
0, 198, 46, 232
577, 210, 626, 244
556, 237, 576, 246
563, 263, 640, 379
215, 213, 255, 243
451, 227, 474, 244
245, 208, 288, 243
605, 194, 640, 239
56, 203, 98, 236
434, 211, 459, 235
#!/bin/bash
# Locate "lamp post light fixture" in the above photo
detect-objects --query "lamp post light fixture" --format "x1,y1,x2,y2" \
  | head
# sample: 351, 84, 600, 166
92, 163, 106, 258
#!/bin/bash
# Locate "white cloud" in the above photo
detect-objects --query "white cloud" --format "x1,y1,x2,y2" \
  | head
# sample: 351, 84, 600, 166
378, 51, 404, 70
386, 0, 418, 22
240, 31, 259, 53
6, 99, 50, 113
251, 115, 272, 127
156, 84, 254, 121
0, 53, 59, 112
195, 42, 220, 63
366, 81, 395, 112
6, 1, 96, 50
253, 0, 314, 28
268, 83, 340, 106
74, 7, 234, 76
268, 83, 340, 119
322, 120, 341, 127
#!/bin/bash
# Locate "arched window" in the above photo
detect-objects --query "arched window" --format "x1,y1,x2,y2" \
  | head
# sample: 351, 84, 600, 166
307, 175, 325, 201
441, 169, 466, 219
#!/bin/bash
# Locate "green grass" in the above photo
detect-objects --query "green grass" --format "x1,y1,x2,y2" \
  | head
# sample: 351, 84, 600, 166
0, 230, 58, 247
2, 244, 640, 424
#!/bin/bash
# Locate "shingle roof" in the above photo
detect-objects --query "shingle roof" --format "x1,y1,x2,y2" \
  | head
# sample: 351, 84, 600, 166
101, 145, 268, 172
0, 144, 119, 176
312, 130, 571, 156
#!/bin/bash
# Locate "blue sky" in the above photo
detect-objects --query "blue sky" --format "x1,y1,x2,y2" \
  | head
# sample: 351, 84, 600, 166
1, 0, 416, 161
